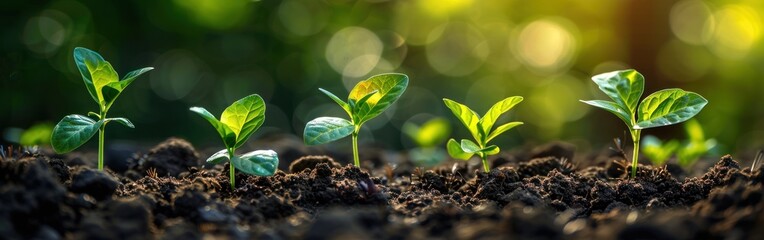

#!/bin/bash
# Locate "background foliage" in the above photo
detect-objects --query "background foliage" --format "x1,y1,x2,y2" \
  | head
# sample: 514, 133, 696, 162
2, 0, 763, 155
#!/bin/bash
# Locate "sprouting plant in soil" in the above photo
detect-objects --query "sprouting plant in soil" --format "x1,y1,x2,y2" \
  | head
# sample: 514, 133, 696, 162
580, 69, 708, 178
190, 94, 278, 189
642, 119, 717, 167
303, 73, 408, 167
51, 47, 153, 170
443, 96, 524, 172
402, 117, 451, 167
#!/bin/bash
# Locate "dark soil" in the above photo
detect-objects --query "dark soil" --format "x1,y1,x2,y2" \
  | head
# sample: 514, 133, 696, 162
1, 137, 763, 239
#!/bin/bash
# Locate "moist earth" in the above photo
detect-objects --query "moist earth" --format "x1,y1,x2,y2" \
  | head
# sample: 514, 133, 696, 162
1, 138, 763, 239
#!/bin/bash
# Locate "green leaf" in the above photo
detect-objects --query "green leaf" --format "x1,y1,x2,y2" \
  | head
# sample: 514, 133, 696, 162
73, 47, 106, 104
479, 96, 523, 134
220, 94, 266, 149
590, 69, 644, 113
319, 88, 351, 116
347, 73, 408, 124
403, 117, 450, 148
481, 145, 500, 155
485, 122, 523, 143
89, 60, 120, 105
231, 150, 279, 176
447, 138, 473, 160
635, 89, 708, 129
443, 98, 481, 143
683, 119, 705, 143
120, 67, 154, 89
51, 114, 103, 153
189, 107, 237, 148
580, 100, 631, 127
641, 135, 679, 165
460, 139, 481, 153
304, 117, 354, 145
19, 122, 54, 146
104, 117, 134, 128
206, 149, 230, 164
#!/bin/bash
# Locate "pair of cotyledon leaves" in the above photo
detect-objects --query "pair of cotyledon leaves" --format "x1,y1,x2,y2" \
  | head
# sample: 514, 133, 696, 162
443, 97, 524, 160
580, 69, 708, 130
303, 73, 409, 145
190, 94, 277, 176
51, 47, 153, 153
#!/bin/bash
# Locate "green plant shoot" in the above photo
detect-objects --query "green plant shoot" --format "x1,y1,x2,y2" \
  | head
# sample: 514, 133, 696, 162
443, 97, 524, 173
403, 117, 451, 167
641, 135, 680, 166
303, 73, 408, 167
51, 47, 153, 170
580, 69, 708, 178
190, 94, 278, 189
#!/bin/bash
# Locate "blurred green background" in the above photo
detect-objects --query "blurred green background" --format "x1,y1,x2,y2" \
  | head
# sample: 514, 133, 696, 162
2, 0, 763, 155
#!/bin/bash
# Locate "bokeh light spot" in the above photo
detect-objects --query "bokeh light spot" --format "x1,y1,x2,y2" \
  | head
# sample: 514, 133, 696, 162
150, 50, 211, 101
514, 18, 577, 73
708, 5, 761, 59
22, 10, 71, 56
172, 0, 251, 29
417, 0, 473, 18
325, 27, 383, 78
277, 0, 328, 36
670, 0, 714, 45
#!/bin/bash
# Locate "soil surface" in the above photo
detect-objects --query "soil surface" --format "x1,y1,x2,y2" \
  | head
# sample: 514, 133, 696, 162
1, 137, 763, 239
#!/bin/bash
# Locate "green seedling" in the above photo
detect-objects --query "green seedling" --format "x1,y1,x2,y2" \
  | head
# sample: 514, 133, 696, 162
443, 97, 524, 172
190, 94, 278, 189
676, 119, 716, 167
581, 69, 708, 178
51, 47, 153, 170
19, 122, 54, 146
641, 135, 680, 166
403, 117, 451, 167
304, 73, 408, 167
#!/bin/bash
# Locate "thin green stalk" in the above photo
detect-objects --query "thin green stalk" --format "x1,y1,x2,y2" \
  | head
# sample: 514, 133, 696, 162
228, 149, 235, 189
98, 124, 105, 170
481, 154, 489, 173
630, 129, 641, 178
351, 131, 360, 167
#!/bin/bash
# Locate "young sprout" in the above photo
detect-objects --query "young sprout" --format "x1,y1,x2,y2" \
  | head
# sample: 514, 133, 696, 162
190, 94, 278, 189
402, 117, 451, 167
581, 69, 708, 178
676, 119, 716, 167
303, 73, 408, 167
443, 97, 524, 172
641, 135, 680, 166
51, 47, 153, 170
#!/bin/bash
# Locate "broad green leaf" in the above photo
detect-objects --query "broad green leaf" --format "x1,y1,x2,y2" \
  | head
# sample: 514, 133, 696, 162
635, 89, 708, 129
102, 67, 153, 109
443, 98, 481, 142
403, 118, 450, 148
319, 88, 351, 116
89, 60, 120, 104
479, 96, 523, 135
206, 149, 230, 164
220, 94, 266, 149
591, 69, 644, 113
304, 117, 354, 145
74, 47, 106, 103
351, 90, 379, 119
481, 145, 500, 155
348, 73, 408, 124
580, 100, 631, 127
104, 117, 135, 128
51, 114, 103, 153
485, 121, 523, 143
190, 107, 237, 148
460, 139, 481, 153
447, 138, 473, 160
231, 150, 279, 176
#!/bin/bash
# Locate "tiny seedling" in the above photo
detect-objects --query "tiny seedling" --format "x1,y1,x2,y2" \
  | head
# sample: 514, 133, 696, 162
402, 117, 451, 167
304, 73, 408, 167
51, 47, 153, 170
443, 97, 524, 172
190, 94, 278, 189
676, 119, 717, 167
641, 135, 680, 166
581, 69, 708, 178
